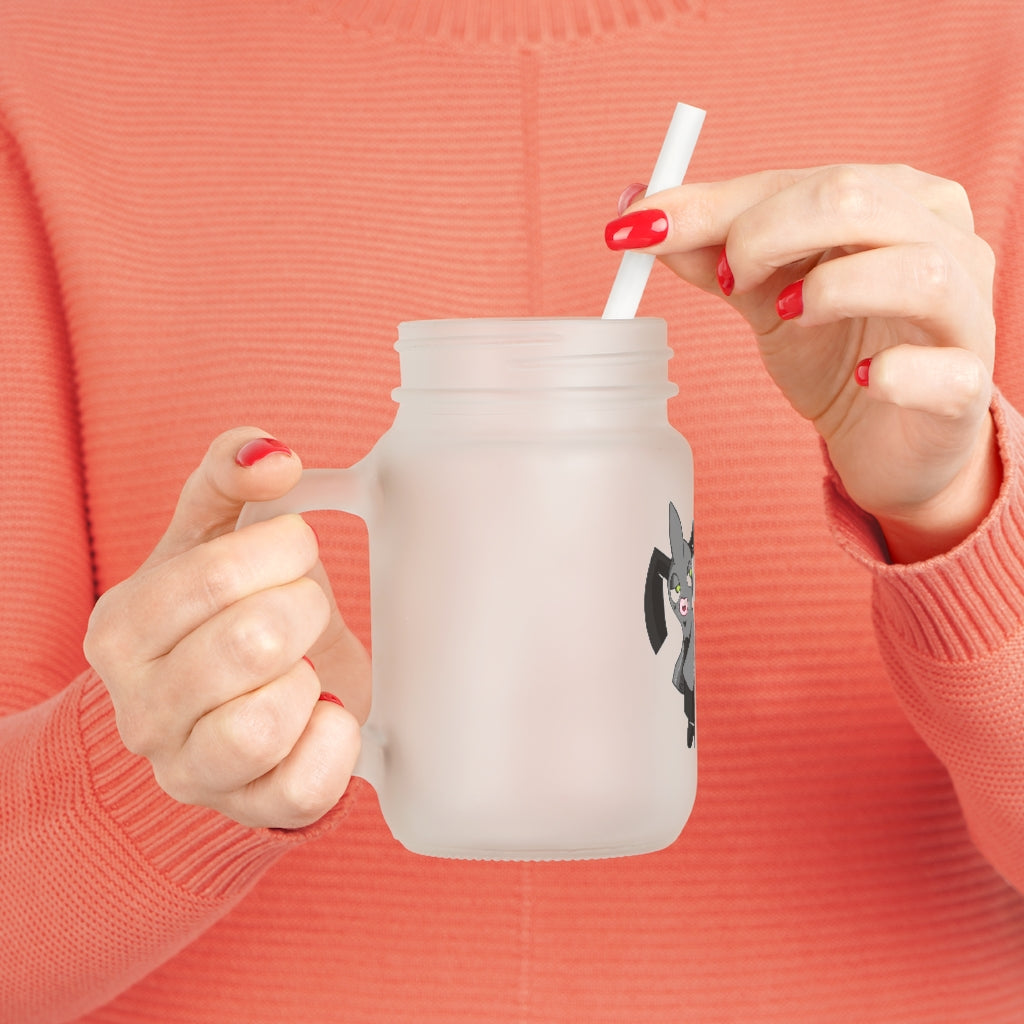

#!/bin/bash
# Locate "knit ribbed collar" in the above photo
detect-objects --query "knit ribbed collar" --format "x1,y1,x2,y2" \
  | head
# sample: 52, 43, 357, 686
318, 0, 704, 44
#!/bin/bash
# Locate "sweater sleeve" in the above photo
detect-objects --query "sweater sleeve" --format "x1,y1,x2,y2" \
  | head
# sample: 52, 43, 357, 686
0, 129, 352, 1023
825, 392, 1024, 895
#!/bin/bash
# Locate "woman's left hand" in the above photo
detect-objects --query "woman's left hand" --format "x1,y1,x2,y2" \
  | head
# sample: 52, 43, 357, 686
607, 164, 1000, 562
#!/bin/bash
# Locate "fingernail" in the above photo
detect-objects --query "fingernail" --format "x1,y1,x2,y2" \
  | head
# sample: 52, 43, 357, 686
318, 691, 345, 708
604, 208, 669, 251
235, 437, 293, 468
716, 248, 734, 296
776, 280, 804, 320
616, 182, 648, 216
302, 655, 316, 672
855, 357, 872, 387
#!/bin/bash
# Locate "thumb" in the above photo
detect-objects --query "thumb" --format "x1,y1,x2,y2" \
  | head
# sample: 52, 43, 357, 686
145, 427, 304, 567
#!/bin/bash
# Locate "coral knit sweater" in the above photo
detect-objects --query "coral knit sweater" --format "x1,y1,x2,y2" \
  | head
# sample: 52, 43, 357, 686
2, 1, 1023, 1021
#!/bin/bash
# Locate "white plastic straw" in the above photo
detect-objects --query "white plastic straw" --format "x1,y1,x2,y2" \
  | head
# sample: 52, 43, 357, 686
602, 102, 706, 319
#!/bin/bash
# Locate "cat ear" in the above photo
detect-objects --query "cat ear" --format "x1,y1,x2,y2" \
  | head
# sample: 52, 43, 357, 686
668, 502, 685, 560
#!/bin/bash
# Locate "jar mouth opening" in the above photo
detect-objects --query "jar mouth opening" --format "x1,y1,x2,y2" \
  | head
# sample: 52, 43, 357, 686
397, 316, 666, 325
394, 318, 675, 395
397, 316, 667, 347
392, 383, 679, 403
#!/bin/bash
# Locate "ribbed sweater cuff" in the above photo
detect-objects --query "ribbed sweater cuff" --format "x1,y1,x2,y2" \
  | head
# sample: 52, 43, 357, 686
77, 669, 355, 903
824, 391, 1024, 661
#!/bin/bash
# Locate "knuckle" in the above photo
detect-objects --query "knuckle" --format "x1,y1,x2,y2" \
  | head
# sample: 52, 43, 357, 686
81, 619, 108, 672
821, 165, 879, 224
83, 587, 130, 669
885, 161, 915, 180
919, 352, 991, 421
196, 550, 248, 612
221, 696, 292, 769
908, 243, 953, 297
219, 577, 328, 677
938, 177, 971, 214
222, 607, 290, 674
927, 174, 975, 232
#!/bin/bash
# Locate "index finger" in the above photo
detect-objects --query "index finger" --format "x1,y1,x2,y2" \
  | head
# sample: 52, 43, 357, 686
625, 163, 975, 257
115, 513, 320, 662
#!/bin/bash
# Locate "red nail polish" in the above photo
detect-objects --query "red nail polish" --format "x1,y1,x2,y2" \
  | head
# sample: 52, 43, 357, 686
616, 182, 648, 216
776, 280, 804, 320
604, 208, 669, 250
302, 655, 316, 672
716, 248, 734, 296
318, 691, 345, 708
855, 357, 872, 387
235, 437, 293, 468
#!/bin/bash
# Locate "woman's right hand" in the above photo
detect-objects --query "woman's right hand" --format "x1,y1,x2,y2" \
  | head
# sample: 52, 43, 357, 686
608, 165, 998, 563
83, 428, 370, 830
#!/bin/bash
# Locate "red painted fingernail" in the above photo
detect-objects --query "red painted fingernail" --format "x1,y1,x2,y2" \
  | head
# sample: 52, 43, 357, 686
604, 208, 669, 250
318, 691, 345, 708
616, 182, 648, 216
235, 437, 293, 468
716, 247, 734, 296
855, 358, 872, 387
302, 655, 316, 672
776, 279, 804, 320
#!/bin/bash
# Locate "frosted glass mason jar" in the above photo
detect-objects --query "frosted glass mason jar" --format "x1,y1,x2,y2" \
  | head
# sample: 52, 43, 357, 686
239, 318, 696, 860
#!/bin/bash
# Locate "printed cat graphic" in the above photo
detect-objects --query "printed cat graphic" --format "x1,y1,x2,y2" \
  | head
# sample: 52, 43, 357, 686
644, 503, 695, 748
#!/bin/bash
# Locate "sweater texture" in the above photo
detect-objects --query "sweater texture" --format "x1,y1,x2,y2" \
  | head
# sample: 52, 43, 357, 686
1, 1, 1023, 1021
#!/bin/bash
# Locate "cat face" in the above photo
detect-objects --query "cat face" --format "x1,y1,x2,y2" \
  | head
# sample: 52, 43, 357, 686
668, 504, 694, 630
668, 558, 693, 624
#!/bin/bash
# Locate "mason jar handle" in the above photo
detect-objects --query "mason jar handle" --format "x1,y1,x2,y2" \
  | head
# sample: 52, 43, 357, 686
235, 464, 386, 792
235, 466, 374, 527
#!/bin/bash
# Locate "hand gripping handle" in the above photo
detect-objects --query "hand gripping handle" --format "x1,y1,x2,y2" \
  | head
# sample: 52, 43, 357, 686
236, 464, 386, 792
